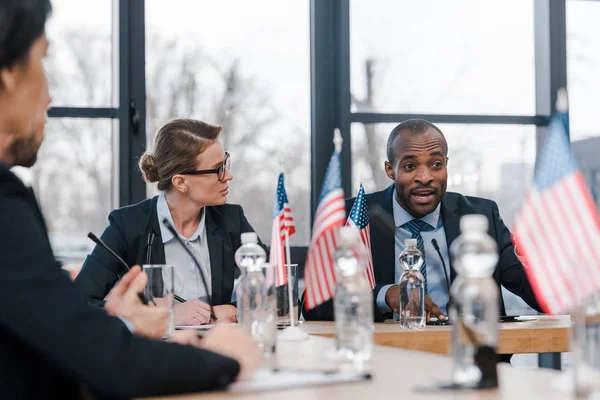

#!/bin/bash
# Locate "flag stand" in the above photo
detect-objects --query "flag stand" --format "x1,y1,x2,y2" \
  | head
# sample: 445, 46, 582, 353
278, 161, 307, 341
279, 232, 308, 341
285, 229, 295, 327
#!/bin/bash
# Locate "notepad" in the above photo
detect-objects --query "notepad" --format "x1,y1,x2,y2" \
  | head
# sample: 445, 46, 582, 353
228, 368, 371, 393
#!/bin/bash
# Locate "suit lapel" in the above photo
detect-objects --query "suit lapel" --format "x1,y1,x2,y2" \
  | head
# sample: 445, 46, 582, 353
369, 185, 396, 284
148, 196, 166, 264
205, 207, 223, 305
441, 193, 461, 282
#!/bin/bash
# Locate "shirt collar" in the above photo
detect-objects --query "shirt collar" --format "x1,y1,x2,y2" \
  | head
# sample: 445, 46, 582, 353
157, 193, 205, 243
392, 188, 441, 229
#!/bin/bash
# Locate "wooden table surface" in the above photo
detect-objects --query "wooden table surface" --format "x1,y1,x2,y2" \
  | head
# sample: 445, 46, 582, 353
301, 315, 571, 355
144, 335, 570, 400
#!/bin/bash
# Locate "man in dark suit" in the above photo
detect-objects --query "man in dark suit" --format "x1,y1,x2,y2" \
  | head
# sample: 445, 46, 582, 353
304, 119, 541, 322
0, 1, 261, 398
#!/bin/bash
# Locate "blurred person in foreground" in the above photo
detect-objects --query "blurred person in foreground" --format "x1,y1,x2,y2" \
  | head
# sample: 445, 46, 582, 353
0, 0, 261, 398
76, 118, 266, 326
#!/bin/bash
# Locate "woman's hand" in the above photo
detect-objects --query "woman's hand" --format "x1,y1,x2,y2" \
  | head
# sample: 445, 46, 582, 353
174, 299, 212, 325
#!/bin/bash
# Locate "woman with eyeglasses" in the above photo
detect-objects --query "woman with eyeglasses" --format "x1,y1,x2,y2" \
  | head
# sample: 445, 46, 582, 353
75, 118, 265, 325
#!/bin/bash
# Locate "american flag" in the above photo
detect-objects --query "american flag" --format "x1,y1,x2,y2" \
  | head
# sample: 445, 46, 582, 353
346, 184, 376, 289
513, 100, 600, 314
269, 172, 296, 287
303, 149, 346, 310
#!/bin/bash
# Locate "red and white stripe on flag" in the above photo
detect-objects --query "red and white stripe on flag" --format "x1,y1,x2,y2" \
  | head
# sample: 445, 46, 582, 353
513, 171, 600, 314
303, 189, 346, 310
346, 219, 376, 290
279, 205, 296, 238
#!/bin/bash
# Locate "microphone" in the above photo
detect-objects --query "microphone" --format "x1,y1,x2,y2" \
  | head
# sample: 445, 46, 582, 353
87, 232, 151, 305
145, 232, 155, 265
431, 238, 452, 318
161, 218, 217, 320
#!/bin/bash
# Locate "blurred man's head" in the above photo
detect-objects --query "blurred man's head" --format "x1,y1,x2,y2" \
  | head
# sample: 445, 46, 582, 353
0, 0, 52, 167
384, 119, 449, 218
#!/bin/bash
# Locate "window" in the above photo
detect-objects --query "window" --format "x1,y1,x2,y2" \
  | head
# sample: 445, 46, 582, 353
45, 0, 115, 107
568, 0, 600, 208
352, 122, 537, 315
567, 0, 600, 143
13, 118, 116, 264
20, 0, 118, 268
350, 0, 535, 115
352, 123, 535, 227
145, 0, 311, 244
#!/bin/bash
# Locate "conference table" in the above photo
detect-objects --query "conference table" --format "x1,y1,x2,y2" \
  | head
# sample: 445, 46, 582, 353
302, 315, 571, 355
145, 335, 571, 400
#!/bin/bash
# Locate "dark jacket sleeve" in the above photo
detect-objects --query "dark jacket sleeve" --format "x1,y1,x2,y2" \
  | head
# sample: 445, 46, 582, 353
490, 200, 542, 312
301, 286, 386, 322
0, 194, 240, 398
74, 210, 129, 307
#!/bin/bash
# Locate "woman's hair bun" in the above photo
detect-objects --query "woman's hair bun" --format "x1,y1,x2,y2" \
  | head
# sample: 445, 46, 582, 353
139, 153, 160, 183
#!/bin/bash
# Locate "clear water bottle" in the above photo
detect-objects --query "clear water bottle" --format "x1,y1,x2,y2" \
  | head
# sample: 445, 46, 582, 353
333, 226, 374, 363
449, 215, 499, 389
235, 232, 277, 355
398, 238, 426, 329
572, 293, 600, 397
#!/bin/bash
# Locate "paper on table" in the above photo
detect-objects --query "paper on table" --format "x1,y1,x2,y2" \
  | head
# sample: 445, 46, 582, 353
228, 368, 371, 393
175, 323, 238, 330
175, 324, 214, 331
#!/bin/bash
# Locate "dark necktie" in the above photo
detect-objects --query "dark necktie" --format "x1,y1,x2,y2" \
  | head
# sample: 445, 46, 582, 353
402, 219, 434, 294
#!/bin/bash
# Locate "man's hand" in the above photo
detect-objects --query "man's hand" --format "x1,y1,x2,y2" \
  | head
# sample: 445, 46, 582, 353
212, 304, 238, 323
200, 324, 262, 381
105, 266, 168, 339
385, 285, 447, 323
174, 299, 212, 326
425, 295, 447, 323
384, 285, 401, 313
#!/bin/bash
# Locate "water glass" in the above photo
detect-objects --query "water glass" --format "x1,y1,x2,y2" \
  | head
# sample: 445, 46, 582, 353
572, 293, 600, 397
276, 264, 299, 326
143, 264, 175, 338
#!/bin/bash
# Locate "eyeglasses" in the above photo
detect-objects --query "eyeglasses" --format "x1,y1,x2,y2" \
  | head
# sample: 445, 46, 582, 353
180, 152, 231, 182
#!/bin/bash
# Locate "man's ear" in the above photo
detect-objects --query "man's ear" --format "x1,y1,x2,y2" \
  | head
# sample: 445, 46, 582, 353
446, 157, 449, 166
384, 161, 395, 181
0, 68, 15, 91
0, 65, 18, 92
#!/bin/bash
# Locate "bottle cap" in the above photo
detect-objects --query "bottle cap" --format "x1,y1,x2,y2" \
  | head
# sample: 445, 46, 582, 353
460, 214, 488, 233
405, 238, 417, 247
338, 226, 360, 246
240, 232, 258, 244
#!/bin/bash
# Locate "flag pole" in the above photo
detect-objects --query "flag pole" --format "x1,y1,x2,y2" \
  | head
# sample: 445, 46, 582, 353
278, 158, 307, 341
279, 157, 295, 327
284, 228, 295, 327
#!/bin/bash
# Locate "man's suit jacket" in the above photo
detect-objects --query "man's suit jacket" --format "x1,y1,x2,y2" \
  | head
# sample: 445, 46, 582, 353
303, 185, 541, 322
75, 197, 263, 307
0, 164, 240, 399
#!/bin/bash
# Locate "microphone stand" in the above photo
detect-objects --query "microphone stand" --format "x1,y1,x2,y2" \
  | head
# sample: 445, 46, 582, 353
87, 232, 154, 305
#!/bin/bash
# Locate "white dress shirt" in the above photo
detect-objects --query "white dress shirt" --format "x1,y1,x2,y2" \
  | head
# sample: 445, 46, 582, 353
376, 189, 452, 315
157, 193, 212, 302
